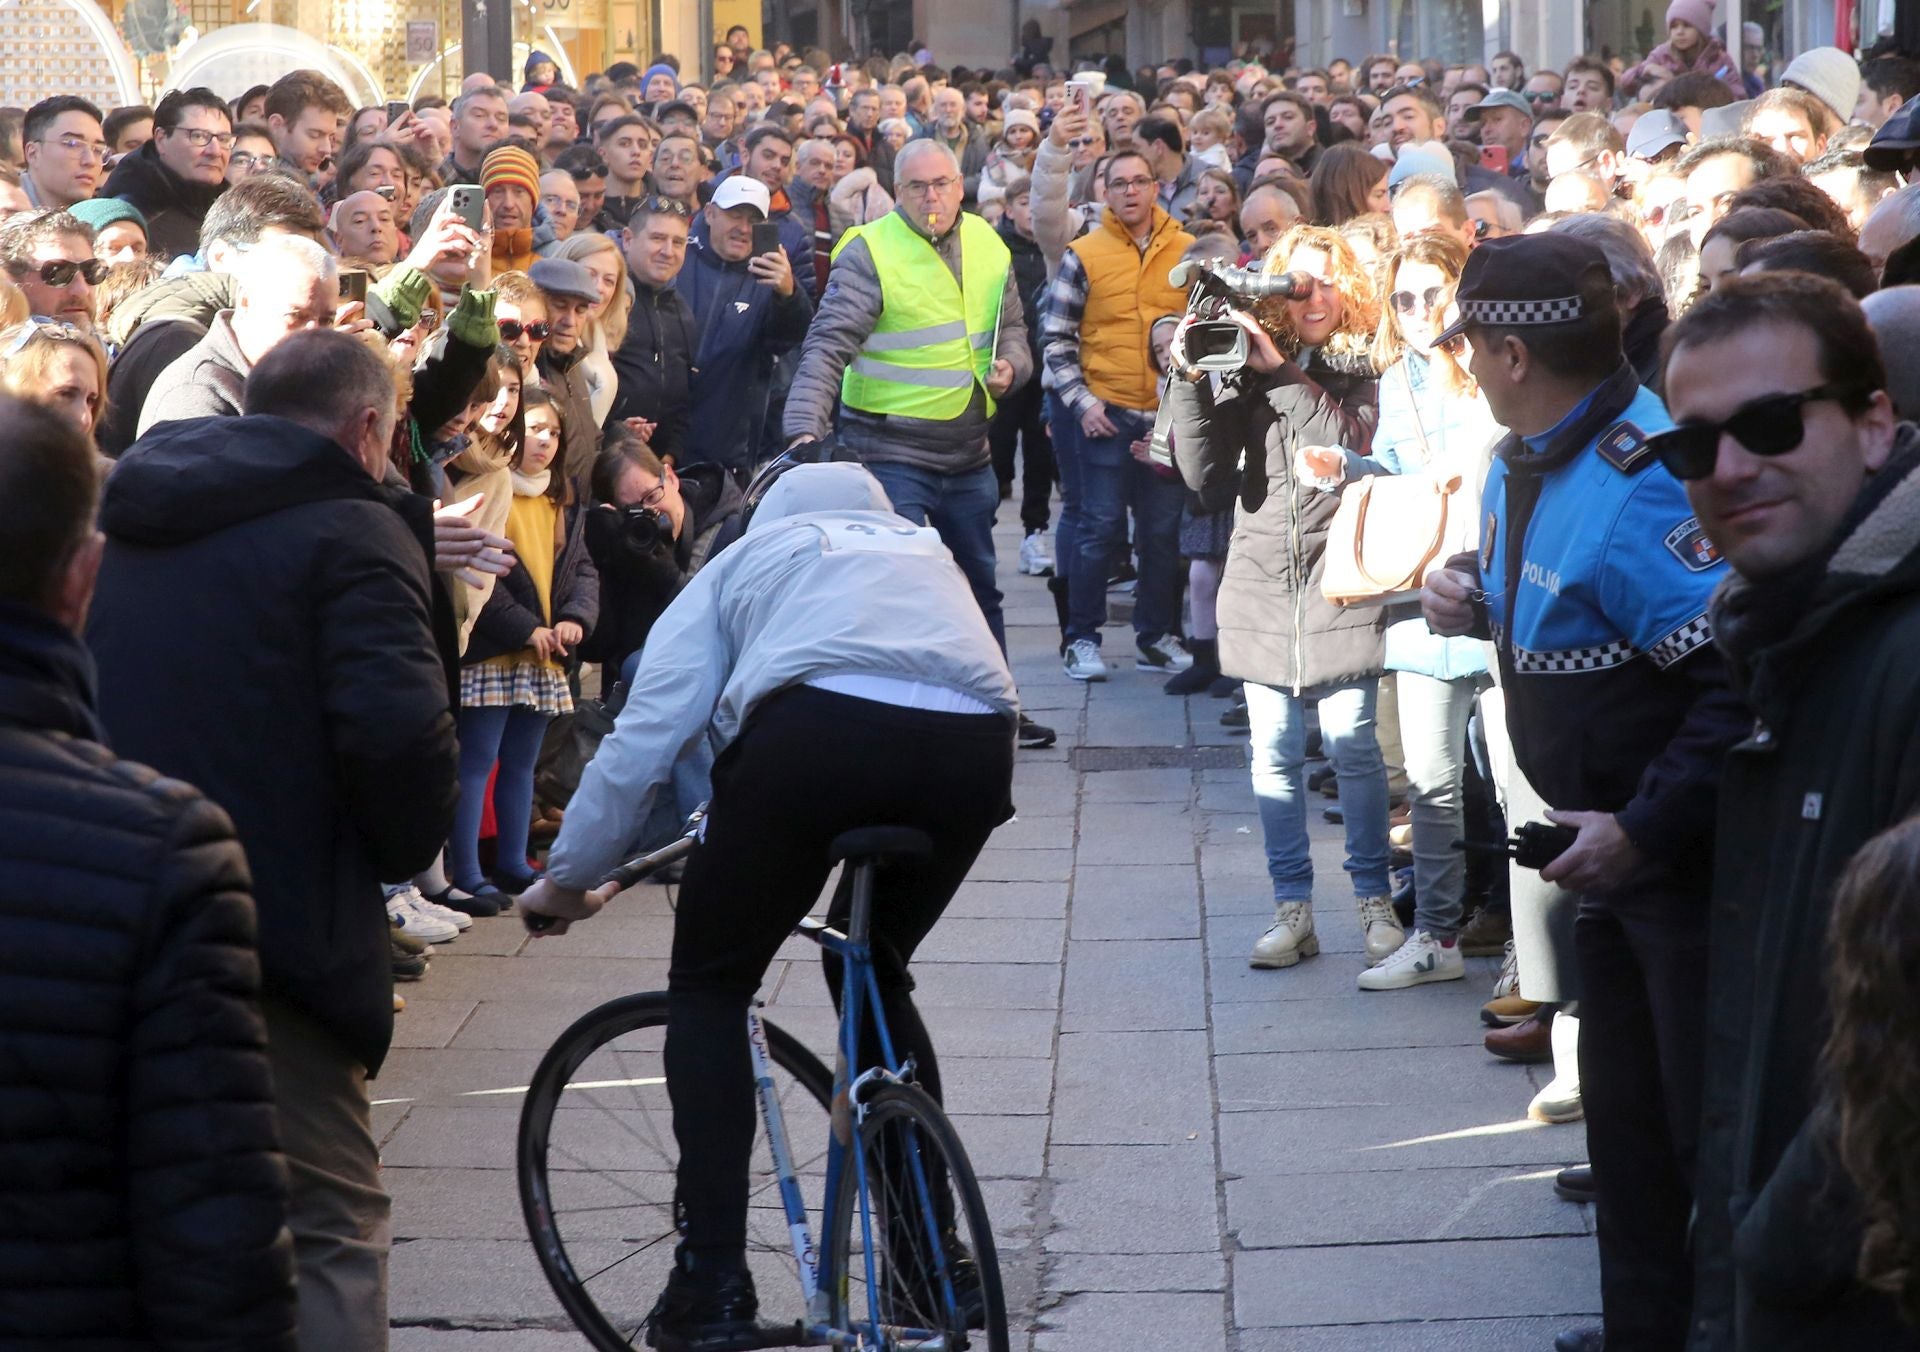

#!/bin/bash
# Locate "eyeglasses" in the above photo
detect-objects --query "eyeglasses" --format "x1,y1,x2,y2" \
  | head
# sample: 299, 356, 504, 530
1067, 137, 1095, 149
898, 175, 960, 196
2, 317, 90, 357
229, 150, 273, 173
1524, 91, 1559, 105
1108, 176, 1155, 193
1646, 385, 1868, 481
636, 194, 690, 217
39, 134, 109, 160
631, 483, 669, 508
497, 319, 551, 341
1640, 196, 1685, 227
6, 257, 109, 287
1390, 285, 1448, 314
163, 127, 236, 150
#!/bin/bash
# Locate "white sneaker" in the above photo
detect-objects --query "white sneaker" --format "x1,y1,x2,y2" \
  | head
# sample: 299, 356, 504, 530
1064, 639, 1108, 682
1136, 633, 1194, 672
406, 886, 473, 931
1492, 939, 1520, 1000
387, 888, 460, 943
1356, 895, 1405, 965
1018, 530, 1054, 576
1356, 930, 1466, 990
1249, 902, 1318, 968
1529, 1011, 1584, 1123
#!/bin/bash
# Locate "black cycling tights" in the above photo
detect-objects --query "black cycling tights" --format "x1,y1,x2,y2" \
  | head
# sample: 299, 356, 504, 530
664, 684, 1015, 1259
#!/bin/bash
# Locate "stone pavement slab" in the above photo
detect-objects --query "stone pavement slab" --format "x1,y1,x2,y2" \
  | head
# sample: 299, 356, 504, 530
373, 509, 1598, 1346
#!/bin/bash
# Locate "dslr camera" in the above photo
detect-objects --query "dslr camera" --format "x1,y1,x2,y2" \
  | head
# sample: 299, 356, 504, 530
616, 503, 675, 558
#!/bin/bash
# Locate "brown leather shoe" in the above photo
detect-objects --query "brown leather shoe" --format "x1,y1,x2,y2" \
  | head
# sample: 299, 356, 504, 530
1485, 1011, 1553, 1063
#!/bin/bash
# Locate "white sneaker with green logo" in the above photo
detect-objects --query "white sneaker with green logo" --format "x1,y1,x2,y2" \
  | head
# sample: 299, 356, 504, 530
1356, 930, 1465, 990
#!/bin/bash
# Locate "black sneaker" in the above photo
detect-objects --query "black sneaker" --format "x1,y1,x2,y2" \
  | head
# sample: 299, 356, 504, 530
1018, 714, 1056, 749
644, 1257, 763, 1351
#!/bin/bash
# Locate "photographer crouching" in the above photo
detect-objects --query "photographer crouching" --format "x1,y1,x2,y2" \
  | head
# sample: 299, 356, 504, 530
1163, 223, 1400, 972
582, 427, 747, 700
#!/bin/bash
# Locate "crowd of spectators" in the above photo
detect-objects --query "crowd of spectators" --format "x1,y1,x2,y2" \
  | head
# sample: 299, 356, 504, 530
9, 11, 1920, 1350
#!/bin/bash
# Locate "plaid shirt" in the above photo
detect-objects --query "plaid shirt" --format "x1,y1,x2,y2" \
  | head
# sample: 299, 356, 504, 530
1038, 246, 1099, 419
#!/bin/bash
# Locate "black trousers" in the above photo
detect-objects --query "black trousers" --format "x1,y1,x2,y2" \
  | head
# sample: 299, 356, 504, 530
1577, 897, 1709, 1351
988, 379, 1055, 533
665, 684, 1015, 1255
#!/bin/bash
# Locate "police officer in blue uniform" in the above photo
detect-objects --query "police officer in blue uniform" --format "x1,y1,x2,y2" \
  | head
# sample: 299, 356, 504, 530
1423, 235, 1750, 1352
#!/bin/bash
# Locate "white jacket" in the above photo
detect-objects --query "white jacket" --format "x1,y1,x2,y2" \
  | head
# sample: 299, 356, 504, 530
545, 463, 1020, 888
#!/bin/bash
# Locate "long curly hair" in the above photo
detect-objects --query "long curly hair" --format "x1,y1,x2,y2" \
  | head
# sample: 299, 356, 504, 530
1824, 816, 1920, 1323
1252, 222, 1380, 364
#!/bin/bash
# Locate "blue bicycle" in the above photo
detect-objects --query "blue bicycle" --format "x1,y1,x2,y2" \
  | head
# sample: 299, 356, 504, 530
517, 818, 1009, 1351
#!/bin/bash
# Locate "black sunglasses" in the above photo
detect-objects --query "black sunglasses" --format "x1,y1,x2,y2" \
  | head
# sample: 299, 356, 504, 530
1646, 385, 1866, 481
498, 319, 551, 341
635, 193, 690, 218
7, 257, 110, 287
1390, 285, 1447, 314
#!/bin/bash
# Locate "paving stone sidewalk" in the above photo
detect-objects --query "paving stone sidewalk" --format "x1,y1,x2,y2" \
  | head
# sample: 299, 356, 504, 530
378, 514, 1600, 1350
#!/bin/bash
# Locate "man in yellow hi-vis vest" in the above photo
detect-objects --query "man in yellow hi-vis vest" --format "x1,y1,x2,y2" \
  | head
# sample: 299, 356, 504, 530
784, 139, 1052, 747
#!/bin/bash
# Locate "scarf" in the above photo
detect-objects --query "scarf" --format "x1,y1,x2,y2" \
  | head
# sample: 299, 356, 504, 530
512, 467, 552, 497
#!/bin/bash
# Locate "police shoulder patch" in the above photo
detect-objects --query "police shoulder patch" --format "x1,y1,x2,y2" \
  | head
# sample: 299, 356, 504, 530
1664, 516, 1722, 572
1595, 421, 1656, 474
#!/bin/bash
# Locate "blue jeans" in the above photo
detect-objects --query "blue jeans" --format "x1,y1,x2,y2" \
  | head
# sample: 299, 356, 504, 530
865, 460, 1005, 653
1054, 405, 1183, 647
1244, 679, 1391, 900
452, 702, 552, 890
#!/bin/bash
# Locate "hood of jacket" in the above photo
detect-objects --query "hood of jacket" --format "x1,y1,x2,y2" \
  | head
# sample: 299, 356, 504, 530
101, 414, 390, 547
1713, 424, 1920, 716
749, 462, 893, 528
678, 460, 746, 533
106, 268, 235, 347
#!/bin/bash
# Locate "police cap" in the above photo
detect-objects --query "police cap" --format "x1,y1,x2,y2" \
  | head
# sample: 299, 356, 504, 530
1433, 234, 1613, 347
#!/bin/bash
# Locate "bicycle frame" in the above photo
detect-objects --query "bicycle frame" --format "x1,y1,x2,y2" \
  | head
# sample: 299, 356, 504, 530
743, 861, 963, 1350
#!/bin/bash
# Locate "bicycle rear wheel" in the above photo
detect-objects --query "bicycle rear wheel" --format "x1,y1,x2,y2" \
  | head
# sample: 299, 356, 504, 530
518, 992, 833, 1350
826, 1081, 1009, 1352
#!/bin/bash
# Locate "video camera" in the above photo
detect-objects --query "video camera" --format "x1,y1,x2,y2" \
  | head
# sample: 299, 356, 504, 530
1167, 257, 1315, 375
1145, 259, 1314, 469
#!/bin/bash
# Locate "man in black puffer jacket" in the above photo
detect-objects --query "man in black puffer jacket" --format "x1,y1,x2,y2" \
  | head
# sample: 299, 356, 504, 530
87, 333, 457, 1351
0, 397, 297, 1348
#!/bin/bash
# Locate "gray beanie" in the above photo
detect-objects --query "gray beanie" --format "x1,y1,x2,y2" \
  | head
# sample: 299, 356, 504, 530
1781, 47, 1862, 125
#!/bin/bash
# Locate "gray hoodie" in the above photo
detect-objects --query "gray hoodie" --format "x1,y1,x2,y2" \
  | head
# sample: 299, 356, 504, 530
544, 463, 1020, 887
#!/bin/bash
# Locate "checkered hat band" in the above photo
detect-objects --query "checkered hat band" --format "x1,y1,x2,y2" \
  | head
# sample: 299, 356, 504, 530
1461, 296, 1585, 325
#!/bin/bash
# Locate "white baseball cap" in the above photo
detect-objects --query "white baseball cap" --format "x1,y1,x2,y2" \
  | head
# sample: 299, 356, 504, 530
710, 175, 771, 217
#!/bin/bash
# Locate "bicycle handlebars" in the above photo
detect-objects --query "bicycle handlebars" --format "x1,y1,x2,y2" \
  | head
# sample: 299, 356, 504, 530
522, 806, 707, 934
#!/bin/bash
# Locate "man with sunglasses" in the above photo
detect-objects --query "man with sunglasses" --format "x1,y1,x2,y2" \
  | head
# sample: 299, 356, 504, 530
1659, 273, 1920, 1352
1422, 234, 1748, 1352
0, 210, 104, 331
20, 95, 105, 211
99, 87, 231, 261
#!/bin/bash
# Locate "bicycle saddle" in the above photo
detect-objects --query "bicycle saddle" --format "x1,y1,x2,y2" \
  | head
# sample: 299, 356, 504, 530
828, 826, 934, 867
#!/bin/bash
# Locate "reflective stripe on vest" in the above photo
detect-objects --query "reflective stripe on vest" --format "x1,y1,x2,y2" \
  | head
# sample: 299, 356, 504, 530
837, 211, 1010, 422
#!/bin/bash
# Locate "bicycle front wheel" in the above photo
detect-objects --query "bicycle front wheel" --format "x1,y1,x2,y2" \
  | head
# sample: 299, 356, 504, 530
517, 992, 833, 1351
826, 1080, 1010, 1352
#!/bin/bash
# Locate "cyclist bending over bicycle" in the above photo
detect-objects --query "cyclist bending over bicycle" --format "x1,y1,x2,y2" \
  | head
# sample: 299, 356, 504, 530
520, 458, 1018, 1350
